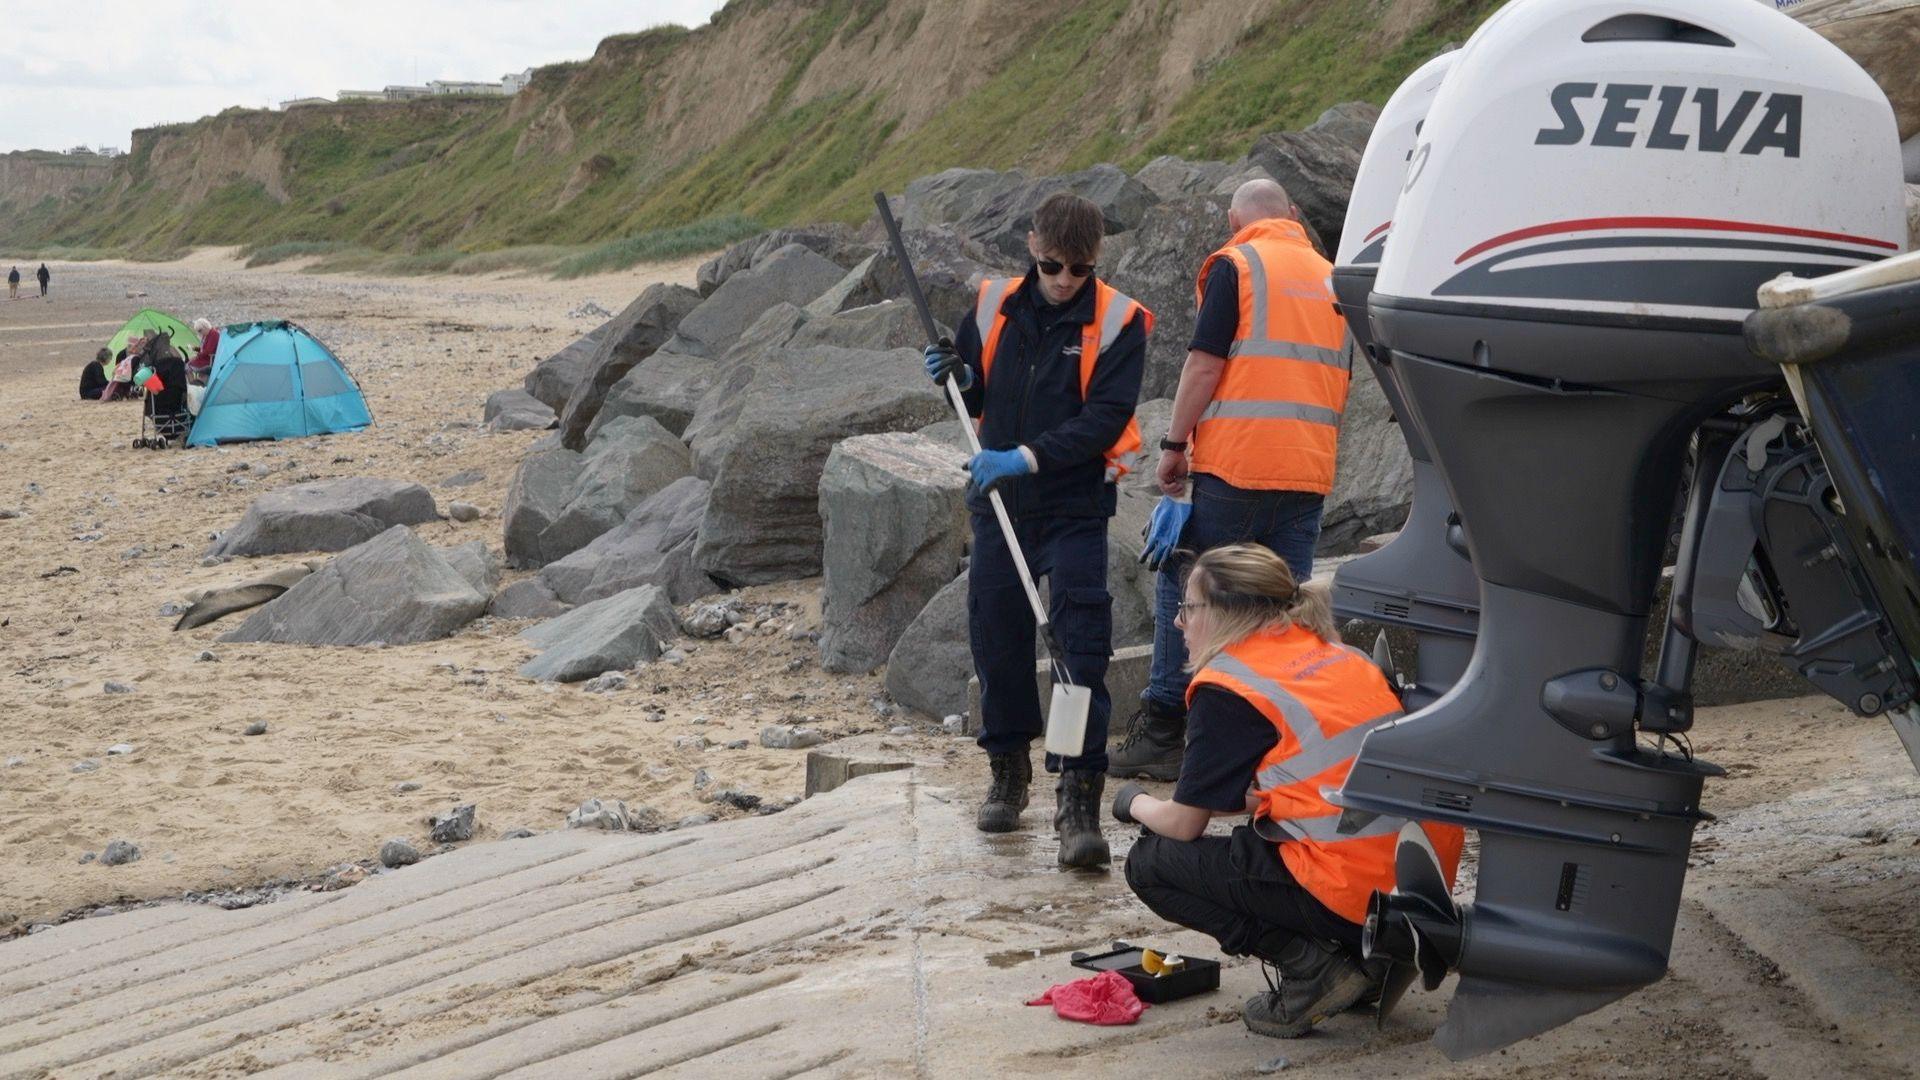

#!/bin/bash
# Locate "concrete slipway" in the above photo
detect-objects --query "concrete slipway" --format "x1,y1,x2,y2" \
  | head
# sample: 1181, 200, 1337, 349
3, 699, 1919, 1078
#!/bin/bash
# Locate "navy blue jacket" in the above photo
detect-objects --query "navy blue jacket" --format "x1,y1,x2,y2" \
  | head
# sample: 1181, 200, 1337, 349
954, 268, 1147, 520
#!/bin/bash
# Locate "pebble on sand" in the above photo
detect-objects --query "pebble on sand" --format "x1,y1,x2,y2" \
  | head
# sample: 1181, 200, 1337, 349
379, 839, 422, 868
102, 681, 136, 695
101, 840, 141, 866
429, 804, 477, 843
448, 502, 481, 522
243, 720, 269, 736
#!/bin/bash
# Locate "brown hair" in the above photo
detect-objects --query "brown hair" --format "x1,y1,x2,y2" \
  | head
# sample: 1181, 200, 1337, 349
1183, 543, 1336, 671
1031, 191, 1105, 265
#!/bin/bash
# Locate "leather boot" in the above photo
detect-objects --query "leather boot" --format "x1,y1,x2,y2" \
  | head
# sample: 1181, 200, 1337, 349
1241, 936, 1372, 1038
1106, 698, 1186, 780
977, 751, 1031, 833
1052, 769, 1111, 868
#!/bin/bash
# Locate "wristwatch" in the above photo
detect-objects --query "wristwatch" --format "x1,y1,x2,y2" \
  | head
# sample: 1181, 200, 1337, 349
1159, 437, 1188, 452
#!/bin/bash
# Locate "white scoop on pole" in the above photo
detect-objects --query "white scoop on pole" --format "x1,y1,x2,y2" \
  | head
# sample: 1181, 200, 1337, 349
872, 191, 1091, 759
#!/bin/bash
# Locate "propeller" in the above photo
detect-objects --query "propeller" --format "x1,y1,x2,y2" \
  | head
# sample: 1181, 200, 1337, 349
1360, 822, 1464, 1026
1370, 629, 1405, 692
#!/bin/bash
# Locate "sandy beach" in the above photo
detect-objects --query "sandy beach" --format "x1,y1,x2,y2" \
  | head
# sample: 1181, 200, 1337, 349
0, 252, 920, 929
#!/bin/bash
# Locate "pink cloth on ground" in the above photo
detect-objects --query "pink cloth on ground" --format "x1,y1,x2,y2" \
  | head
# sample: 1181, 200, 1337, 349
1025, 970, 1148, 1026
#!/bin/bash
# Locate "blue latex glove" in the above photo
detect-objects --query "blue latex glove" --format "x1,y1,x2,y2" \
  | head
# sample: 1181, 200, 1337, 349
965, 447, 1031, 495
1139, 494, 1192, 571
923, 341, 971, 390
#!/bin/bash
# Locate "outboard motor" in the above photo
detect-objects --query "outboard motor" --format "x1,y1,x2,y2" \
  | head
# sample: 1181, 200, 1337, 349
1333, 0, 1910, 1058
1331, 48, 1480, 709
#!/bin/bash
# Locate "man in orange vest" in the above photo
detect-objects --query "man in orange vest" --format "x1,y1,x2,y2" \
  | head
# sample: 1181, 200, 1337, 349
1111, 179, 1351, 782
1114, 543, 1464, 1038
922, 191, 1150, 867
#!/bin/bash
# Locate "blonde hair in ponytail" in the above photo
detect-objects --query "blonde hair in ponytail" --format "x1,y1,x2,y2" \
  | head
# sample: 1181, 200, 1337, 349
1182, 543, 1337, 672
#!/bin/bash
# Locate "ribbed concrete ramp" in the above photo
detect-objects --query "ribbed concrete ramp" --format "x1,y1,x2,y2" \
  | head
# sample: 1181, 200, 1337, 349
5, 765, 1916, 1079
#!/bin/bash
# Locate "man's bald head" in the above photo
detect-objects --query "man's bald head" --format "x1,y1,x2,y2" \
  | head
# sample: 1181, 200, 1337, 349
1229, 179, 1295, 230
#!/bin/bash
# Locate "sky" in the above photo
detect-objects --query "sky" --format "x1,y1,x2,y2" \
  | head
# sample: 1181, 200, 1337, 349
0, 1, 730, 154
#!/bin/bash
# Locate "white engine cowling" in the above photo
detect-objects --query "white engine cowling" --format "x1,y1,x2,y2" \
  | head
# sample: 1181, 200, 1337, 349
1337, 50, 1458, 269
1375, 0, 1904, 325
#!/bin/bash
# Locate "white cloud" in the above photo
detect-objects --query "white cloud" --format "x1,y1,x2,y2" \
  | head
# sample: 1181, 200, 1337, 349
0, 1, 729, 152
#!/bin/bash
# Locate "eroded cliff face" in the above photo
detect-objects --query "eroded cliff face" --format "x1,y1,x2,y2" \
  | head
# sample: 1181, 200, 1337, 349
0, 152, 114, 214
0, 0, 1497, 254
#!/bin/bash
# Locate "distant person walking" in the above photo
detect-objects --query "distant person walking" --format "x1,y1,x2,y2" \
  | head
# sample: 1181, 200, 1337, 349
6, 266, 17, 300
36, 263, 50, 298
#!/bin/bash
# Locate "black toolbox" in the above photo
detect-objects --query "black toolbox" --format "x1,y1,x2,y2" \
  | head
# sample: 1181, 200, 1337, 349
1070, 940, 1222, 1004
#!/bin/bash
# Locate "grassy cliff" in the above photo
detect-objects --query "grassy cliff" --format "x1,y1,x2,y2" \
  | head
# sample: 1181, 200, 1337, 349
1, 0, 1504, 266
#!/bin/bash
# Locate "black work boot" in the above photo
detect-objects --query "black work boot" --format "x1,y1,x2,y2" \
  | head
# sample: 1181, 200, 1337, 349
1052, 769, 1111, 868
1106, 699, 1186, 781
977, 751, 1032, 833
1242, 937, 1372, 1038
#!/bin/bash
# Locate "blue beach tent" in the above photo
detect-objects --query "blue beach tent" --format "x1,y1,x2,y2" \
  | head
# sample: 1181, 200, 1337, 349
187, 322, 372, 447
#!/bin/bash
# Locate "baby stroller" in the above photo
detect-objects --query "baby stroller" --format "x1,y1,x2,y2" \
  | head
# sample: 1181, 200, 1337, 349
135, 345, 192, 449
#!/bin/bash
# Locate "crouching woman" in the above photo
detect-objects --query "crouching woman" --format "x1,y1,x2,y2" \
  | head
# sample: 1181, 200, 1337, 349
1112, 543, 1463, 1039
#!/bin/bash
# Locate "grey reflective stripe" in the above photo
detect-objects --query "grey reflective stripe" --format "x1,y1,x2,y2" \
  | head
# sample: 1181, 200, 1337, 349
1253, 707, 1403, 789
973, 278, 1017, 352
1207, 654, 1319, 748
1270, 811, 1409, 843
1096, 288, 1139, 354
1226, 338, 1347, 368
1199, 400, 1342, 426
1236, 243, 1270, 336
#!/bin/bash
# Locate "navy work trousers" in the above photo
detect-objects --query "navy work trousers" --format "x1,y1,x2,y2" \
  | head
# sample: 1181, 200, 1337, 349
969, 512, 1112, 774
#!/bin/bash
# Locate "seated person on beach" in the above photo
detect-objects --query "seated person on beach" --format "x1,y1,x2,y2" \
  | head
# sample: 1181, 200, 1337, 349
80, 349, 112, 400
187, 318, 219, 384
100, 335, 146, 402
1112, 543, 1465, 1040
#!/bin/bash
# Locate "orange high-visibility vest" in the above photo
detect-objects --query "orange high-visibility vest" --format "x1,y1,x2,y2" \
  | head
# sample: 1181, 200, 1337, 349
1188, 623, 1465, 924
1190, 218, 1350, 494
974, 277, 1149, 482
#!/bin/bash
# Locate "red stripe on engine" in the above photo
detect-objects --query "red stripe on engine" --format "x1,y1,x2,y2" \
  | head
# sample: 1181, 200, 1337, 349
1455, 216, 1899, 264
1364, 220, 1392, 242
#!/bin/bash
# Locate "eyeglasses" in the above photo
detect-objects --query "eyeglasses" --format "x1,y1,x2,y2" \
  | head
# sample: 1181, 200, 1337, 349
1036, 258, 1095, 279
1174, 600, 1208, 623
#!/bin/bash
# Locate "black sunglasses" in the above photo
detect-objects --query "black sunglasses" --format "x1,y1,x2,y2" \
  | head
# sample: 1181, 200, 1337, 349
1036, 258, 1095, 279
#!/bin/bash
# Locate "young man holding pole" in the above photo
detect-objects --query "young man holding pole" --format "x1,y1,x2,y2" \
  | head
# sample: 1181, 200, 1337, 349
922, 192, 1151, 867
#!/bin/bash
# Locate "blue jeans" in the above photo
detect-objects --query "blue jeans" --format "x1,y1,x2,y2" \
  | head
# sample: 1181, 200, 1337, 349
970, 513, 1112, 773
1145, 474, 1324, 712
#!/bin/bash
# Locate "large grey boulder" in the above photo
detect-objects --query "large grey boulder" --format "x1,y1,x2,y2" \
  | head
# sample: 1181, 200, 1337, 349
209, 478, 440, 559
817, 433, 970, 673
668, 244, 845, 359
489, 578, 570, 619
956, 164, 1160, 262
594, 304, 814, 450
523, 322, 609, 412
540, 476, 717, 606
539, 415, 694, 564
1107, 194, 1232, 401
1310, 101, 1382, 155
585, 348, 712, 441
483, 388, 557, 432
1320, 338, 1413, 555
518, 584, 679, 682
884, 572, 970, 719
502, 446, 585, 568
695, 224, 872, 297
1242, 129, 1364, 257
557, 283, 702, 450
222, 526, 487, 646
692, 346, 949, 586
441, 540, 502, 597
1133, 156, 1232, 202
901, 168, 1030, 231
